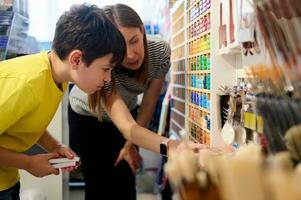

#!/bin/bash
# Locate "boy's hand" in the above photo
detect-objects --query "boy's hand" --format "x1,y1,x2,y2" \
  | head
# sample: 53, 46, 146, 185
25, 153, 60, 177
52, 144, 80, 172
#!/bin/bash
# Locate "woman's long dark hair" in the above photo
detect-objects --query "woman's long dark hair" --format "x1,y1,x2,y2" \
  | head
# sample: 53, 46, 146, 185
103, 3, 149, 84
89, 4, 149, 120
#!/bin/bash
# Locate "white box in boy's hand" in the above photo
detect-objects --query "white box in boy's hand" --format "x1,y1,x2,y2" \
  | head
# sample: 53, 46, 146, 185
49, 157, 80, 169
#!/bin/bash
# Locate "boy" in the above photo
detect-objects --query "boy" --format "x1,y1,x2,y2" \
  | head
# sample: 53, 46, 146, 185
0, 4, 126, 199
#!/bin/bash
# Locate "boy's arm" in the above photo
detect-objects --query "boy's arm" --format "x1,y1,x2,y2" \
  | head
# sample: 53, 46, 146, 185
37, 130, 76, 159
37, 130, 63, 152
0, 78, 61, 176
0, 146, 31, 169
0, 131, 77, 177
0, 146, 59, 177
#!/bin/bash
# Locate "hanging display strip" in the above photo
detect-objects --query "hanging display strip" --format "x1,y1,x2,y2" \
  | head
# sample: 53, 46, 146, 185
186, 0, 211, 143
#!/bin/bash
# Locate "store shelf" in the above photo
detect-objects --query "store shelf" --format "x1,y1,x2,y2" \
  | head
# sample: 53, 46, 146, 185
0, 10, 29, 60
170, 0, 240, 144
170, 129, 184, 139
171, 107, 185, 118
171, 57, 185, 62
188, 117, 211, 134
187, 87, 211, 94
171, 42, 185, 51
189, 103, 210, 114
189, 134, 199, 143
172, 71, 185, 75
172, 83, 185, 89
188, 9, 210, 27
172, 12, 184, 27
172, 96, 185, 103
171, 27, 185, 39
171, 0, 184, 17
187, 0, 199, 12
188, 50, 211, 58
218, 46, 240, 55
187, 70, 210, 74
171, 119, 184, 130
188, 29, 211, 42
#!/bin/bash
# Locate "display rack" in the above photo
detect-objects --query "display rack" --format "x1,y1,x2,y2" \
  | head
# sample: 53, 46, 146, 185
186, 0, 212, 145
170, 0, 186, 138
170, 0, 239, 147
0, 0, 29, 60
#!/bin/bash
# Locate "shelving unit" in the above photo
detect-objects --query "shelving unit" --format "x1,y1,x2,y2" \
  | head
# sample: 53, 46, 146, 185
0, 6, 13, 60
0, 0, 29, 61
170, 0, 186, 139
186, 0, 212, 146
170, 0, 239, 147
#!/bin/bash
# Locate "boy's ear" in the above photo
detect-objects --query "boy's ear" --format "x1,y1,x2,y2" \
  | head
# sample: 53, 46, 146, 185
69, 50, 82, 69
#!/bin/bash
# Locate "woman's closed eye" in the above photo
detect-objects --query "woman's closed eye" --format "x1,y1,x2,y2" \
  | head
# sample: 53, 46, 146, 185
130, 39, 138, 45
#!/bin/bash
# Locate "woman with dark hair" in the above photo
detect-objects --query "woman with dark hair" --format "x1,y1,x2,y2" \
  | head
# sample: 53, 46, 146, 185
68, 4, 206, 200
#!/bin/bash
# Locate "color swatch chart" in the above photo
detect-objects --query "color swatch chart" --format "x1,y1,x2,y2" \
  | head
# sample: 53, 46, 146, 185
187, 0, 211, 144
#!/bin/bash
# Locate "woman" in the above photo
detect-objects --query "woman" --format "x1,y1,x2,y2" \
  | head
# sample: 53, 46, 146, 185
68, 4, 205, 199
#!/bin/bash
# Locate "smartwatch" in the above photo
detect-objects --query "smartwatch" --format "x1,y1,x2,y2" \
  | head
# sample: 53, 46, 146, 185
160, 138, 171, 156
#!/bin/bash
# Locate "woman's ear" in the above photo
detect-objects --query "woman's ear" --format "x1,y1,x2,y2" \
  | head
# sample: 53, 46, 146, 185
139, 25, 145, 34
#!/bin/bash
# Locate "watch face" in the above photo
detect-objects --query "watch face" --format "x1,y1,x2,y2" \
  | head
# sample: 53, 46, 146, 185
160, 143, 167, 156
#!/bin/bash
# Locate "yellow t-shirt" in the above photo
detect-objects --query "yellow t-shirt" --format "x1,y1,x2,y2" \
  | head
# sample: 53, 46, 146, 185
0, 51, 67, 191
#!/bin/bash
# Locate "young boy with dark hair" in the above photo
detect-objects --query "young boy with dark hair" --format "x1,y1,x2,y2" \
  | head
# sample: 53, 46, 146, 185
0, 4, 126, 199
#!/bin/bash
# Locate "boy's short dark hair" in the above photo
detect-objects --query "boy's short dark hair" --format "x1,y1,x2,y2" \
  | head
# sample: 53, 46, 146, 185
52, 4, 125, 66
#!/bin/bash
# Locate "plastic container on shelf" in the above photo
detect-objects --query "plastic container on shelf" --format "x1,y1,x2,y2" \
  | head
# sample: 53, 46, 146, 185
0, 6, 29, 60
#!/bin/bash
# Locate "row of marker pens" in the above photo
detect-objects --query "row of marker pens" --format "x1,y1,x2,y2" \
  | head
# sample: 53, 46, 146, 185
190, 121, 210, 144
189, 34, 211, 54
190, 91, 210, 110
189, 13, 210, 38
190, 105, 211, 130
189, 0, 211, 22
190, 74, 210, 90
189, 54, 210, 71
